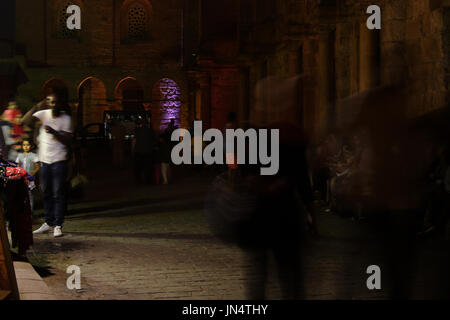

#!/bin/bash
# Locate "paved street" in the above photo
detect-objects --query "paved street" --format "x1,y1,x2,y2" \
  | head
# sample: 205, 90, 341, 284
25, 150, 450, 300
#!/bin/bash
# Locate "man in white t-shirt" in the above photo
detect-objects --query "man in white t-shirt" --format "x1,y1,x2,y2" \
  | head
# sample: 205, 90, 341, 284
21, 92, 73, 237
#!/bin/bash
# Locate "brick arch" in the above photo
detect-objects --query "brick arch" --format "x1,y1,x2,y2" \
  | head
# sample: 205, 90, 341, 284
120, 0, 152, 42
152, 78, 182, 131
115, 77, 145, 112
41, 78, 68, 100
77, 77, 108, 127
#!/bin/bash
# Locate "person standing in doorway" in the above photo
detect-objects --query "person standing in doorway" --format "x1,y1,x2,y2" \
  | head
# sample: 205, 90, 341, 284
21, 90, 73, 238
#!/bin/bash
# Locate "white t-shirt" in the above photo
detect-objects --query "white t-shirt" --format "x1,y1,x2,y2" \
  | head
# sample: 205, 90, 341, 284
33, 109, 72, 164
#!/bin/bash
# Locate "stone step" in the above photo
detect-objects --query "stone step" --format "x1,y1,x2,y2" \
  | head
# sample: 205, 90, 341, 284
13, 262, 56, 300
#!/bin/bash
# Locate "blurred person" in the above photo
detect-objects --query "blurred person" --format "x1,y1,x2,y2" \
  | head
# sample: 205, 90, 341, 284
205, 124, 313, 300
419, 146, 450, 235
159, 134, 171, 184
0, 116, 14, 159
2, 101, 23, 138
206, 75, 314, 299
111, 120, 126, 169
345, 85, 447, 299
223, 112, 238, 184
2, 102, 25, 161
250, 128, 313, 300
8, 142, 22, 162
20, 90, 73, 238
132, 118, 156, 184
15, 138, 40, 213
163, 118, 178, 142
0, 121, 6, 159
13, 112, 25, 138
153, 136, 161, 185
307, 142, 329, 202
191, 124, 206, 171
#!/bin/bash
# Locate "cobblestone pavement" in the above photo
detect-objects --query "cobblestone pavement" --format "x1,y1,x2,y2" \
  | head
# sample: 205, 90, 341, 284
26, 152, 449, 300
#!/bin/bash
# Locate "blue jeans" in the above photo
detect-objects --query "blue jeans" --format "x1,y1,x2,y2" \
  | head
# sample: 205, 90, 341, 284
40, 161, 68, 227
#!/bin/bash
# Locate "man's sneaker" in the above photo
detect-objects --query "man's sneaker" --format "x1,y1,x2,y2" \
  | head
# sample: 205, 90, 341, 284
33, 223, 53, 234
54, 226, 63, 238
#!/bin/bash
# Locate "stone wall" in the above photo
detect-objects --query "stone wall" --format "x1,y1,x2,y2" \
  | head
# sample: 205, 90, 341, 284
16, 65, 189, 131
403, 0, 446, 117
16, 0, 183, 67
14, 0, 450, 136
14, 0, 189, 130
335, 0, 447, 120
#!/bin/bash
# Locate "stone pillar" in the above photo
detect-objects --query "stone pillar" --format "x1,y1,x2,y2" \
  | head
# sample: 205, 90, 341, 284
359, 23, 380, 91
380, 0, 407, 85
303, 38, 320, 143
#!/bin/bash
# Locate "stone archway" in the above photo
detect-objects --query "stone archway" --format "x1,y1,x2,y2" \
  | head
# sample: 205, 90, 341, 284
115, 77, 144, 112
77, 77, 108, 128
41, 78, 68, 100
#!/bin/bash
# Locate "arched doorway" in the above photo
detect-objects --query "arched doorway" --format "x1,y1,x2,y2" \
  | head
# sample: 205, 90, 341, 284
41, 78, 68, 100
77, 77, 108, 128
115, 77, 144, 112
152, 78, 181, 131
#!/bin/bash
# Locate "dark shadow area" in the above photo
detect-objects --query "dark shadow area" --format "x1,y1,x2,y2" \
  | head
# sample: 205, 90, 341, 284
31, 239, 90, 255
32, 265, 55, 278
66, 231, 217, 241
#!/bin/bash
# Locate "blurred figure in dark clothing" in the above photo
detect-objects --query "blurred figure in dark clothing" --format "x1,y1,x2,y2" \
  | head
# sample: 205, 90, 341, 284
132, 119, 156, 184
246, 129, 313, 300
205, 122, 314, 300
340, 85, 449, 299
0, 117, 16, 160
205, 75, 314, 300
153, 138, 161, 185
0, 118, 10, 159
163, 118, 178, 143
418, 146, 450, 235
223, 112, 238, 184
111, 120, 126, 169
159, 134, 171, 184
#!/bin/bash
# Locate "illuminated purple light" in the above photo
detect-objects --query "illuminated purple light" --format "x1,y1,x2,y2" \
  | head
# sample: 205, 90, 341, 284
158, 78, 181, 131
